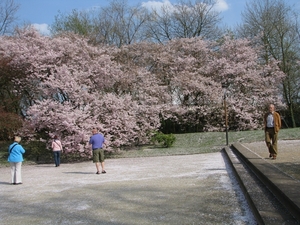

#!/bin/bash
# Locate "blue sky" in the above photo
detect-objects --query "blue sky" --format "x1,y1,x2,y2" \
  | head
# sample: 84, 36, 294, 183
14, 0, 300, 35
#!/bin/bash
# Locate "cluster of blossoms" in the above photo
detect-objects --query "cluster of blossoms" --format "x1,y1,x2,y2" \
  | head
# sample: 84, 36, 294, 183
0, 29, 284, 155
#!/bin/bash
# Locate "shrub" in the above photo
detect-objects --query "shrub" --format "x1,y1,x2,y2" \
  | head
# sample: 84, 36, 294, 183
151, 132, 176, 148
23, 140, 51, 163
0, 110, 23, 141
23, 140, 92, 164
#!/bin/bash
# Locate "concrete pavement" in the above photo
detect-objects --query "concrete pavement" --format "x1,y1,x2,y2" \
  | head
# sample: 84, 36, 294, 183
1, 139, 299, 225
0, 153, 256, 225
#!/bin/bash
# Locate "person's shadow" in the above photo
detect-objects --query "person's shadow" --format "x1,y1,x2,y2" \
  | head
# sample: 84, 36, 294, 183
63, 172, 95, 175
0, 181, 11, 185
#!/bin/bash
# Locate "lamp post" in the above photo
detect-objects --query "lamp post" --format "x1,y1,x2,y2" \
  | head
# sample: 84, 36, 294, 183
222, 83, 229, 146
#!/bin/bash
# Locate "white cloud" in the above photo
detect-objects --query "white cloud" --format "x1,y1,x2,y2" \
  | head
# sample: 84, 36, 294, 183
32, 23, 51, 36
141, 0, 175, 12
213, 0, 229, 12
141, 0, 229, 13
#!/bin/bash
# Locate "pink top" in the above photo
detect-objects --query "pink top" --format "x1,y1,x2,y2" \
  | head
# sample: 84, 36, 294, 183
51, 139, 63, 151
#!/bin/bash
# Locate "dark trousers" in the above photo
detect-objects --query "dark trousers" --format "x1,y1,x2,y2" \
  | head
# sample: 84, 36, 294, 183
53, 151, 61, 166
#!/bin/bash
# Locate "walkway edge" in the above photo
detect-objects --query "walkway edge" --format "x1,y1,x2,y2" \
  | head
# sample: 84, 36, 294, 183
231, 142, 300, 222
222, 146, 264, 225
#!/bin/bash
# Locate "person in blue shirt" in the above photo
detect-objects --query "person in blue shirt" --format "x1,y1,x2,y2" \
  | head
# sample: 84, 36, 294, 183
8, 136, 26, 185
89, 128, 106, 174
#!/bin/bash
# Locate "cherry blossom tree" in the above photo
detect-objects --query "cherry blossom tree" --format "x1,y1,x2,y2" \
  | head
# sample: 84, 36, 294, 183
0, 29, 161, 155
115, 37, 284, 132
0, 28, 284, 158
208, 36, 285, 130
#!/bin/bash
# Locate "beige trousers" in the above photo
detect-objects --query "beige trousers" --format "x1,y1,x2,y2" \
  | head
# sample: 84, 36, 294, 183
10, 162, 22, 184
265, 128, 278, 157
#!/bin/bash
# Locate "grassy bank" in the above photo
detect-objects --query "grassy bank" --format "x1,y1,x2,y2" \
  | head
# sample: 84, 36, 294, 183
107, 127, 300, 158
1, 127, 300, 165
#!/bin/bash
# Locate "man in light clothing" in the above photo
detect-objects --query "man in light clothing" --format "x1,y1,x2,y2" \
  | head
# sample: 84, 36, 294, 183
264, 104, 281, 160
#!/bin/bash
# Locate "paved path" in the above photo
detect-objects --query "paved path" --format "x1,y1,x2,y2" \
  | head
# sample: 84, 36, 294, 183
242, 140, 300, 181
229, 140, 300, 224
0, 153, 256, 225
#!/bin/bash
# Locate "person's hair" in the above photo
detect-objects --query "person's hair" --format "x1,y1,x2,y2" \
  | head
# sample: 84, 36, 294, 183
54, 135, 58, 139
14, 136, 21, 142
269, 104, 275, 110
92, 128, 98, 134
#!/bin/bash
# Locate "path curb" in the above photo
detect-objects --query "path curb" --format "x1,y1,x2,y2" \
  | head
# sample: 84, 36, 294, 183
228, 142, 300, 223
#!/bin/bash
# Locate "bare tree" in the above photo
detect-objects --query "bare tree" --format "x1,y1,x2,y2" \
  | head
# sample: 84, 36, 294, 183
92, 0, 149, 46
51, 9, 93, 37
238, 0, 300, 127
145, 0, 222, 43
51, 0, 149, 47
0, 0, 19, 35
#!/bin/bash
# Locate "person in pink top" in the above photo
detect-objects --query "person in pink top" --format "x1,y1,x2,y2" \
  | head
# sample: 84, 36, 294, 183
51, 135, 63, 167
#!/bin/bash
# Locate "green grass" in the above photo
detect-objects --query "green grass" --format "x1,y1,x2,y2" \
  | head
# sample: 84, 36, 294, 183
1, 127, 300, 165
107, 127, 300, 158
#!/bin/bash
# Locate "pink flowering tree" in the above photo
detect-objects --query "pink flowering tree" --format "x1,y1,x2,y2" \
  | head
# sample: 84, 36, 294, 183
0, 29, 162, 156
117, 37, 284, 132
113, 39, 221, 132
208, 36, 285, 130
0, 28, 284, 157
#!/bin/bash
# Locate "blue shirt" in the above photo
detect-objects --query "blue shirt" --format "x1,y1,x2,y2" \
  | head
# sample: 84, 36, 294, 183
8, 142, 25, 163
89, 133, 105, 150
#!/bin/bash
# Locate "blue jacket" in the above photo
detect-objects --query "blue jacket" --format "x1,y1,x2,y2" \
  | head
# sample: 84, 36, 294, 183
8, 142, 25, 163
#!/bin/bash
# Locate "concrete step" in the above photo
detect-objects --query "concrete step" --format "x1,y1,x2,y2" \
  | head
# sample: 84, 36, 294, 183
222, 144, 299, 224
